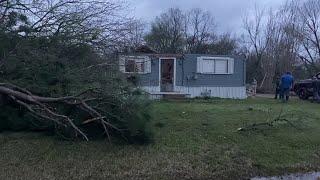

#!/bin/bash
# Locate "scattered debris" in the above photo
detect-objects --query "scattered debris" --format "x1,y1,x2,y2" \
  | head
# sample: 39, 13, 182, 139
238, 108, 299, 132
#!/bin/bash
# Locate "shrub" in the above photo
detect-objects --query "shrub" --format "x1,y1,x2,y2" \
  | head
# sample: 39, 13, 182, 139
0, 35, 153, 143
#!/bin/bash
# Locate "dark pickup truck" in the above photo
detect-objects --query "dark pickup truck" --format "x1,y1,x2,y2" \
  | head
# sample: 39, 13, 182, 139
293, 73, 320, 100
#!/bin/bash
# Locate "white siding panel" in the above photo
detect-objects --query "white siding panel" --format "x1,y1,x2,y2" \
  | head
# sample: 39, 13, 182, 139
140, 86, 161, 100
140, 86, 160, 93
139, 86, 247, 99
149, 94, 162, 100
175, 86, 247, 99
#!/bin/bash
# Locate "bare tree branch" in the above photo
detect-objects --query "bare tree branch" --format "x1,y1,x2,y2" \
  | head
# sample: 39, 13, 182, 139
0, 83, 124, 141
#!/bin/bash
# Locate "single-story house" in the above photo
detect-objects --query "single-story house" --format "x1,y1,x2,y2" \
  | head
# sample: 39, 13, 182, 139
119, 53, 246, 99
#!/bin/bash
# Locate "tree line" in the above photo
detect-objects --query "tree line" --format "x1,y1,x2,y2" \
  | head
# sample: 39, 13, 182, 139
243, 0, 320, 91
134, 8, 238, 55
126, 0, 320, 91
4, 0, 318, 92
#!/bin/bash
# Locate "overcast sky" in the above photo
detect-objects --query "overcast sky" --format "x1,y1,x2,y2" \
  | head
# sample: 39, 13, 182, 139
127, 0, 286, 35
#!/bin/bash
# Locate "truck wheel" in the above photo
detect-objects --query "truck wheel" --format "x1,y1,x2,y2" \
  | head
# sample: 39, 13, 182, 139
298, 88, 308, 100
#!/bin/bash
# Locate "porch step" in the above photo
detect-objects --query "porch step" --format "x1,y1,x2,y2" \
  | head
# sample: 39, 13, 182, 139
162, 94, 187, 100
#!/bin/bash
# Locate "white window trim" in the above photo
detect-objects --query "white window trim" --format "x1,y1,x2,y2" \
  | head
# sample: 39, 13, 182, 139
123, 56, 151, 74
197, 56, 234, 75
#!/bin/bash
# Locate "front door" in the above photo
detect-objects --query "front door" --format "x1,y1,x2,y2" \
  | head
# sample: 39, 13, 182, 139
160, 59, 174, 92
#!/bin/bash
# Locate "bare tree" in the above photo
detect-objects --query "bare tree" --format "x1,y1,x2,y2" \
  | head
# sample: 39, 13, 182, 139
243, 6, 271, 88
208, 33, 237, 55
145, 8, 185, 53
184, 8, 216, 53
120, 19, 146, 53
285, 0, 320, 73
243, 5, 297, 91
0, 0, 146, 66
0, 0, 134, 50
145, 7, 238, 55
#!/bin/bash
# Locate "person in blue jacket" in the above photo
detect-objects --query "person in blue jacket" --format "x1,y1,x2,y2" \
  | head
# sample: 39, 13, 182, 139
280, 72, 294, 102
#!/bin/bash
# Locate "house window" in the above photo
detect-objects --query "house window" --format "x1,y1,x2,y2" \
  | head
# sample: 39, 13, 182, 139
125, 59, 145, 73
215, 59, 228, 74
125, 60, 136, 72
197, 57, 234, 74
135, 60, 145, 72
201, 59, 215, 74
120, 56, 151, 74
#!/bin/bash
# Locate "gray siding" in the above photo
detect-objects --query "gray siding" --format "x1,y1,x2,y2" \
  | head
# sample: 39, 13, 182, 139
176, 54, 245, 87
137, 56, 159, 86
126, 54, 245, 87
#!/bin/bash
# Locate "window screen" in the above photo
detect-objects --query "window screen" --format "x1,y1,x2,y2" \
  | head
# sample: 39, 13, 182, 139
214, 60, 228, 74
201, 59, 215, 73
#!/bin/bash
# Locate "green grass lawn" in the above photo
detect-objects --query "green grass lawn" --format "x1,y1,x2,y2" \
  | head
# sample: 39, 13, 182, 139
1, 98, 320, 179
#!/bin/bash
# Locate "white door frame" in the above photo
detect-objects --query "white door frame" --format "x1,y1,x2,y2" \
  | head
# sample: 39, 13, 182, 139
159, 57, 176, 92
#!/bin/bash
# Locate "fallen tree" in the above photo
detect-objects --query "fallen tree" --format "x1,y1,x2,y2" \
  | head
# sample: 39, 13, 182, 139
237, 108, 300, 132
0, 83, 118, 141
0, 0, 152, 143
237, 116, 298, 132
0, 34, 152, 143
0, 81, 152, 143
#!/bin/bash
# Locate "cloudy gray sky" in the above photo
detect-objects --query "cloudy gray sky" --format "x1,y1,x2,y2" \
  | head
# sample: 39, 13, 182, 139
127, 0, 286, 34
